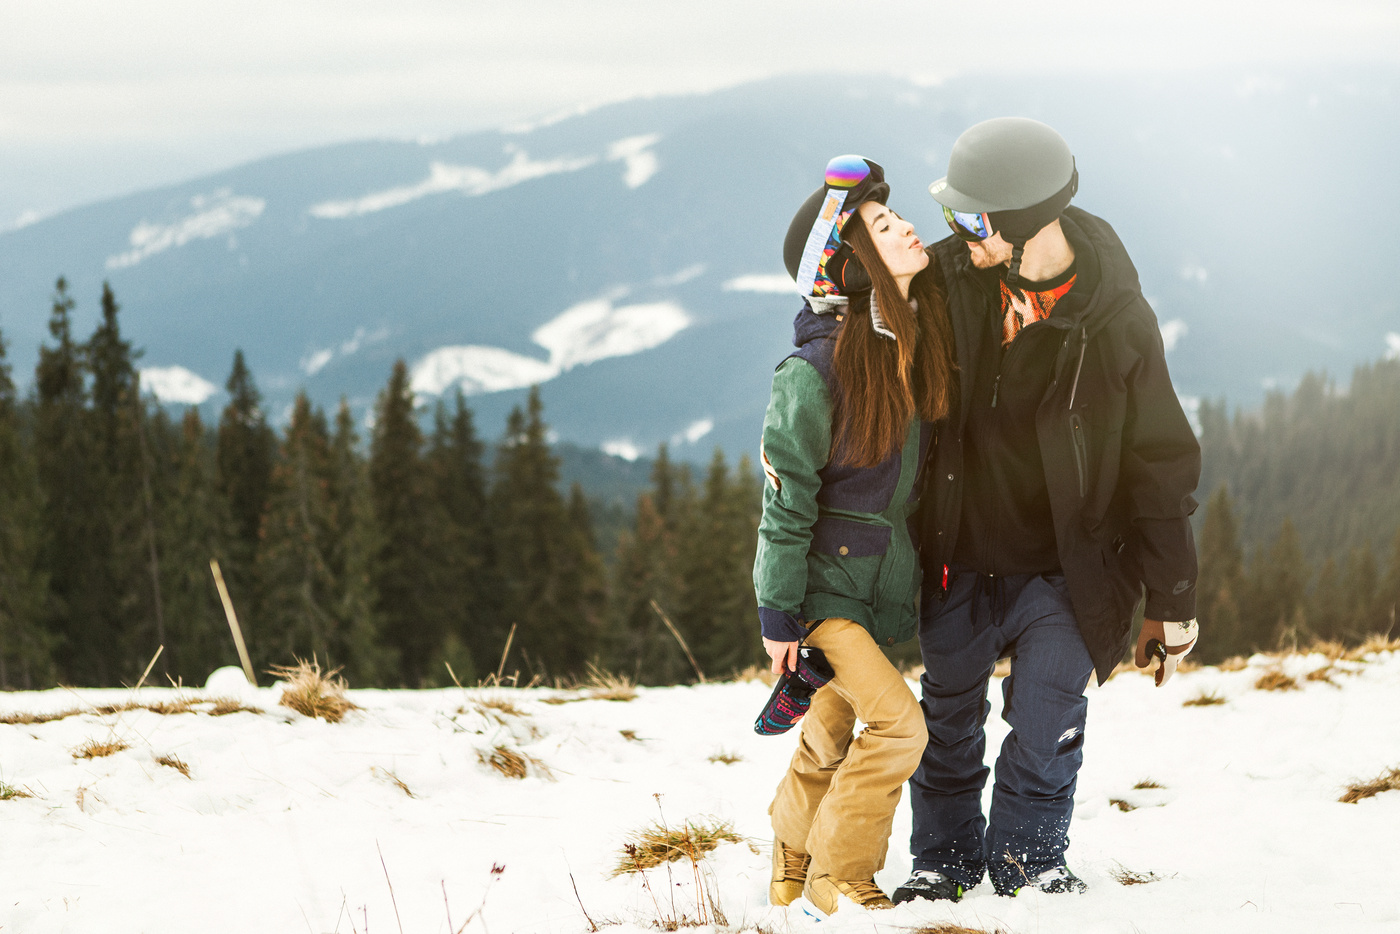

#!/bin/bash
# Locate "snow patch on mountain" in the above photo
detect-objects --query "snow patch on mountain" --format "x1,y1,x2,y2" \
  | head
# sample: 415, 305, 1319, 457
534, 298, 689, 372
107, 190, 265, 270
653, 264, 705, 287
724, 274, 794, 293
674, 418, 715, 446
309, 148, 596, 219
139, 366, 219, 405
411, 297, 691, 397
1386, 332, 1400, 361
601, 438, 642, 461
410, 346, 558, 397
302, 326, 391, 376
607, 134, 661, 188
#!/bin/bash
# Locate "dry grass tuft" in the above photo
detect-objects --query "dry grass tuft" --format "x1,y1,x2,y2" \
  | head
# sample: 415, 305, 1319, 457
1183, 690, 1226, 707
1133, 779, 1165, 790
619, 730, 642, 742
1305, 665, 1340, 685
0, 781, 35, 800
911, 924, 1012, 934
1111, 865, 1162, 886
583, 664, 637, 702
0, 707, 81, 725
72, 737, 130, 760
1217, 655, 1249, 672
144, 697, 199, 716
1254, 668, 1299, 691
1347, 633, 1400, 659
1340, 766, 1400, 804
1109, 798, 1137, 812
478, 745, 553, 781
611, 818, 742, 877
371, 766, 415, 797
707, 750, 743, 765
269, 658, 358, 722
1305, 639, 1350, 661
156, 754, 191, 778
539, 696, 570, 706
206, 696, 262, 716
474, 695, 527, 718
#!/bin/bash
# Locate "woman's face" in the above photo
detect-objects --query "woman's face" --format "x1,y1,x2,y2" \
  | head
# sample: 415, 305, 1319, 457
856, 200, 928, 288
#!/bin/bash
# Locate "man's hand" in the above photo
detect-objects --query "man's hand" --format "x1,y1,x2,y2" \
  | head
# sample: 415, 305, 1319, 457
1135, 619, 1199, 687
763, 638, 800, 675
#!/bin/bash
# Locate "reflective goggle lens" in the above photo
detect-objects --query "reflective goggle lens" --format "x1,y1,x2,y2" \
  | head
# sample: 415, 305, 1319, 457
943, 205, 992, 242
825, 154, 871, 189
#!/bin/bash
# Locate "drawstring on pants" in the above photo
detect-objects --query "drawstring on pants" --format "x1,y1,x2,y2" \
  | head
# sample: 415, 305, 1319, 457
971, 573, 1008, 629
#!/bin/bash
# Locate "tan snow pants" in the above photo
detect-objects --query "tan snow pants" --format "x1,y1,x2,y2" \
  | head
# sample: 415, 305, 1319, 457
768, 617, 926, 883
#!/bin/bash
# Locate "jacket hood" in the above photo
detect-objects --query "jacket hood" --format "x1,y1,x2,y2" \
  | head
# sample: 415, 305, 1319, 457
1056, 206, 1147, 340
792, 300, 843, 350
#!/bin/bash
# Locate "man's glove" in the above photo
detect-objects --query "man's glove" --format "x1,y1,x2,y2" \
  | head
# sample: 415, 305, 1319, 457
1135, 619, 1199, 687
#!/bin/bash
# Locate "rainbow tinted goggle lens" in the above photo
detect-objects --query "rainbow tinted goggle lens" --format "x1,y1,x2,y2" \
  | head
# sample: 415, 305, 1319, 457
943, 205, 993, 242
824, 154, 872, 189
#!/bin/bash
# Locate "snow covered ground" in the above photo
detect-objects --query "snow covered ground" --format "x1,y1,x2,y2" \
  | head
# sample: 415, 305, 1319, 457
2, 648, 1398, 934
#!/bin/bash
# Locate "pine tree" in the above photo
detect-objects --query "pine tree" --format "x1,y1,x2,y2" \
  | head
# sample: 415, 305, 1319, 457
556, 483, 608, 664
672, 450, 761, 680
488, 387, 594, 679
157, 408, 234, 682
34, 277, 103, 683
0, 327, 53, 688
215, 350, 276, 618
1197, 485, 1247, 661
422, 392, 491, 685
369, 361, 438, 685
1243, 519, 1310, 651
255, 393, 337, 668
1341, 543, 1379, 639
608, 494, 679, 683
328, 399, 389, 685
1308, 558, 1345, 645
1375, 528, 1400, 637
87, 282, 158, 678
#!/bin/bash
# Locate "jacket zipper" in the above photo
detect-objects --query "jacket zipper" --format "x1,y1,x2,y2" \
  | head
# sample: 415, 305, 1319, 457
1068, 329, 1089, 497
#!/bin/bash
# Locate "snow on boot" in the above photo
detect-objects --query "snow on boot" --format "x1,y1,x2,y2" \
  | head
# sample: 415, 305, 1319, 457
1009, 865, 1088, 896
800, 874, 894, 917
891, 869, 966, 903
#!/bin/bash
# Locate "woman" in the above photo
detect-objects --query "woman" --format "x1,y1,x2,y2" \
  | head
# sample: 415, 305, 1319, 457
756, 155, 956, 916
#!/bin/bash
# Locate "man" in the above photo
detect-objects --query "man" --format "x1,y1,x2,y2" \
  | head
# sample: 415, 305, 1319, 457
894, 117, 1201, 901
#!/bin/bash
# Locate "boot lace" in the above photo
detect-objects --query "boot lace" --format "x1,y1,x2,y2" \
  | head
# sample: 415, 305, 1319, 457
842, 878, 890, 906
780, 845, 811, 881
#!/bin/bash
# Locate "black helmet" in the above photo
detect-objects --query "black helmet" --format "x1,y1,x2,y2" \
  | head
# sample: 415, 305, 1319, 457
929, 117, 1078, 284
784, 155, 889, 298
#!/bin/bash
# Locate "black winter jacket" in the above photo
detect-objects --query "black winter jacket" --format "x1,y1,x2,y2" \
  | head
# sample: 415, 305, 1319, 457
918, 206, 1201, 684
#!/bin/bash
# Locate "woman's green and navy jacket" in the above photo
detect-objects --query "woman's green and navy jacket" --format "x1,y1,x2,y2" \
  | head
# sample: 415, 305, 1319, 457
753, 305, 934, 648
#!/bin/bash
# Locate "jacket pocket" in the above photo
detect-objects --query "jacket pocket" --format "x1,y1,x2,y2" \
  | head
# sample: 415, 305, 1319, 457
1069, 413, 1089, 499
810, 515, 891, 557
805, 516, 890, 612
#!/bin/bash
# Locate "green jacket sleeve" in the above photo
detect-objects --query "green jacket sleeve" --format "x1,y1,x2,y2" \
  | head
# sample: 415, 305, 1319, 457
753, 357, 831, 642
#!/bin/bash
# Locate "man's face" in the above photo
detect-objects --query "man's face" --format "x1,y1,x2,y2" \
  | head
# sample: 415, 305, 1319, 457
966, 231, 1014, 269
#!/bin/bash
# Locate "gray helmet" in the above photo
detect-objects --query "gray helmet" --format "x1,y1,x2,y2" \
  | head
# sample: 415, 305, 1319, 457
929, 117, 1078, 284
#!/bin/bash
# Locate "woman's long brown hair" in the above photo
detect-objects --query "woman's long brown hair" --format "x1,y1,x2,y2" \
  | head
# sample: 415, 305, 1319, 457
829, 215, 956, 468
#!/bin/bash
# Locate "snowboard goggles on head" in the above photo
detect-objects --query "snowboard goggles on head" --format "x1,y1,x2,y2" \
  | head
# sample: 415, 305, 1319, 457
943, 205, 993, 242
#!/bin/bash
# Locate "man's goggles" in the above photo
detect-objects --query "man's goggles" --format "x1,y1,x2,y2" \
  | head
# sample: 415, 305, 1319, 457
943, 205, 993, 242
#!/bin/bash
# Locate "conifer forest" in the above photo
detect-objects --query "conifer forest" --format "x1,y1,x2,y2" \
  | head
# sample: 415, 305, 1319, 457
1, 278, 1398, 689
0, 279, 765, 689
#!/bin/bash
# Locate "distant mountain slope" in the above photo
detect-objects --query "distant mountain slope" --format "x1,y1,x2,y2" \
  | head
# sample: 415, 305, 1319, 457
1, 68, 1396, 461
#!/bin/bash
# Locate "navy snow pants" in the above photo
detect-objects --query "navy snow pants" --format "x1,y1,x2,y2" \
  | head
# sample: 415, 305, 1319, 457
908, 568, 1095, 894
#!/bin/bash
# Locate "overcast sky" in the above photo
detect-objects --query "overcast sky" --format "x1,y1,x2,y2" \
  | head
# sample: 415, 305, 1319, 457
2, 0, 1397, 221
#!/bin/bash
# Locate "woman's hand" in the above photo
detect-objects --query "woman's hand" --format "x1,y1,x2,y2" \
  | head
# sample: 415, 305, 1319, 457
763, 638, 800, 675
